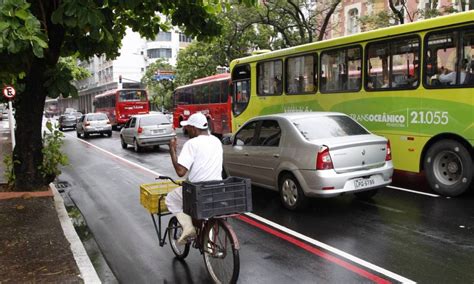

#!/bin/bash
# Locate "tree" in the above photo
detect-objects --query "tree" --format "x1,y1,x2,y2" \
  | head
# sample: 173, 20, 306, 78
0, 0, 255, 191
141, 59, 174, 111
175, 0, 342, 86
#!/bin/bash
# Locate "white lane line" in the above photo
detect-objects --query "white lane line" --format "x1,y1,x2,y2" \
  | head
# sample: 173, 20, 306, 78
64, 133, 162, 177
358, 201, 405, 213
245, 212, 416, 284
387, 185, 440, 197
67, 134, 416, 283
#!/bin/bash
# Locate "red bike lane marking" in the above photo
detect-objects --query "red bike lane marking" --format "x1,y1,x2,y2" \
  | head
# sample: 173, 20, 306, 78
237, 215, 392, 284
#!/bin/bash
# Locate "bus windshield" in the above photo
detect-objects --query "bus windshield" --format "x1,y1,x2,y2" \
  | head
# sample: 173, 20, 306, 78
119, 90, 147, 102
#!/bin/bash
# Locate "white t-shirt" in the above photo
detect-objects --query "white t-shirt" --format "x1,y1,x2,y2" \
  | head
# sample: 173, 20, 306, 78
178, 135, 223, 182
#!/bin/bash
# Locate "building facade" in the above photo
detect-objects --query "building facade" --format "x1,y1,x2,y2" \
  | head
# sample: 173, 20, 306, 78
59, 28, 192, 114
330, 0, 472, 39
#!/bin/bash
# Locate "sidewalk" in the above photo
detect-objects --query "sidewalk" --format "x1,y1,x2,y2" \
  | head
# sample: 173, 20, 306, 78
0, 118, 100, 283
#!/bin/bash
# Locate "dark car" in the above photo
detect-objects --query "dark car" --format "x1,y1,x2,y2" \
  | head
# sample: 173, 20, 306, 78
58, 112, 82, 131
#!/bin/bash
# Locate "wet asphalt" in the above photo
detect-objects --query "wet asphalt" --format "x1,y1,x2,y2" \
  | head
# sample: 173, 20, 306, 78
57, 128, 474, 283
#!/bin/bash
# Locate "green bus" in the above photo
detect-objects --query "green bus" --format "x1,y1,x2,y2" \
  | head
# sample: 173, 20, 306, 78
229, 11, 474, 197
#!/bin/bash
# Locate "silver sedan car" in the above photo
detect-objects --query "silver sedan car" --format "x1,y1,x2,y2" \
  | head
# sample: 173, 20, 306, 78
222, 112, 393, 210
120, 113, 176, 152
76, 113, 112, 138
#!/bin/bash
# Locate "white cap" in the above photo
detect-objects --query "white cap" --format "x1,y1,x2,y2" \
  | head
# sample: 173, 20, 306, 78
180, 112, 208, 129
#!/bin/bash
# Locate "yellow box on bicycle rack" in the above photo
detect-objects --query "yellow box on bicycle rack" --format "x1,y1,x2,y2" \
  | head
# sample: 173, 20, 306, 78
140, 181, 181, 214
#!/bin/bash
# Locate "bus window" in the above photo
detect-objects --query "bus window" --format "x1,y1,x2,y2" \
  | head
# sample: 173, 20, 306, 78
233, 80, 250, 116
366, 36, 420, 90
286, 54, 317, 95
257, 60, 283, 96
210, 83, 220, 104
232, 64, 251, 116
119, 90, 147, 102
220, 81, 229, 103
462, 27, 474, 85
426, 26, 474, 87
320, 46, 361, 93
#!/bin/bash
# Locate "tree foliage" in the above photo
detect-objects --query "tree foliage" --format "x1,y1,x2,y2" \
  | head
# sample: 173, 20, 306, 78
175, 0, 342, 86
0, 0, 255, 191
141, 59, 174, 110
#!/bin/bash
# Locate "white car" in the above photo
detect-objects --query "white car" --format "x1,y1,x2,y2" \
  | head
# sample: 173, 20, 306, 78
120, 113, 176, 152
76, 113, 112, 138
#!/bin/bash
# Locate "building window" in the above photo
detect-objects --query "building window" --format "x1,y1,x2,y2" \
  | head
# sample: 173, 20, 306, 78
155, 32, 172, 41
347, 8, 359, 35
179, 33, 193, 43
147, 48, 172, 59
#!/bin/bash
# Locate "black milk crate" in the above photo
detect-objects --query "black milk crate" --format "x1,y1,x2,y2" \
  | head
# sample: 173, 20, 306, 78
183, 176, 252, 219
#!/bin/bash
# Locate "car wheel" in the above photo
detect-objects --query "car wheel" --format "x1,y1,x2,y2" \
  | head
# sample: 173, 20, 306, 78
354, 189, 378, 200
107, 131, 112, 137
424, 139, 472, 196
133, 139, 141, 153
76, 131, 81, 138
121, 136, 127, 149
279, 173, 307, 210
59, 127, 63, 131
84, 132, 89, 138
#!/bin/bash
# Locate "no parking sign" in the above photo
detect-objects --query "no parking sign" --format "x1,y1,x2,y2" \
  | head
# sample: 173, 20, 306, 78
2, 86, 16, 100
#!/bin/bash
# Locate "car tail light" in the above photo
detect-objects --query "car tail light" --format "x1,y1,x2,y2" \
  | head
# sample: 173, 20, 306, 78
316, 146, 333, 170
385, 140, 392, 161
107, 120, 111, 124
137, 127, 143, 134
85, 122, 90, 127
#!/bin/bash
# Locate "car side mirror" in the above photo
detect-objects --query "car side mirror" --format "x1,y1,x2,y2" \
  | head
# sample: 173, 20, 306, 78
221, 135, 234, 145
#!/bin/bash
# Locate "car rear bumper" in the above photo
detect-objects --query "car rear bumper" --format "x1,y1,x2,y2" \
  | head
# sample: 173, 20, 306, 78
84, 126, 112, 134
60, 122, 76, 128
137, 134, 176, 146
296, 161, 394, 197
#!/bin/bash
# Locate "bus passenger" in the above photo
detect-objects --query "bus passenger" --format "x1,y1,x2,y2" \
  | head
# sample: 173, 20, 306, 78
432, 59, 469, 85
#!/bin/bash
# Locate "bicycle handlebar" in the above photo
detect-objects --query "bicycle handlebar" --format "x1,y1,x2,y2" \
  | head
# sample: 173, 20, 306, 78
156, 175, 181, 185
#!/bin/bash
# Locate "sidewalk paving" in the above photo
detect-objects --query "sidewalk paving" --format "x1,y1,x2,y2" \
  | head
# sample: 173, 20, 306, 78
0, 118, 100, 283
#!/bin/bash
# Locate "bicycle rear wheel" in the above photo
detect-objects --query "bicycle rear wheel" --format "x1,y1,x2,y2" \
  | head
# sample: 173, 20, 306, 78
168, 216, 190, 259
202, 219, 239, 284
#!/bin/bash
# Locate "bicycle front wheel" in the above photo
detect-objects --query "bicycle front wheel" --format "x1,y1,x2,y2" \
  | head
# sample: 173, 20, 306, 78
202, 219, 240, 284
168, 216, 190, 260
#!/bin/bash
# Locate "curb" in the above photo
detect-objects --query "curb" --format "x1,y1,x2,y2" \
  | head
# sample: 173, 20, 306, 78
50, 183, 102, 284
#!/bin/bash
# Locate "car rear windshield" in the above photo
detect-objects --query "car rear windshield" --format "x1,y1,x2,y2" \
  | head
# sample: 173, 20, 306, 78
292, 115, 369, 140
140, 115, 170, 126
87, 114, 108, 121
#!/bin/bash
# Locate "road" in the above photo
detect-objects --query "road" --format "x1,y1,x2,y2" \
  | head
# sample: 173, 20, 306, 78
57, 128, 474, 283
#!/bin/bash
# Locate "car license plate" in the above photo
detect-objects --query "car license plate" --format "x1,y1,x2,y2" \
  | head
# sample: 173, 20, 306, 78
354, 178, 375, 189
153, 129, 165, 134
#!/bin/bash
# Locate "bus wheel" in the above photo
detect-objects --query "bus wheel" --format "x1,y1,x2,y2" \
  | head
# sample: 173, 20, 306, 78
424, 140, 472, 196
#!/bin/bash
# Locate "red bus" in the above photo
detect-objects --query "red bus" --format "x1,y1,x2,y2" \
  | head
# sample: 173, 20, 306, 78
173, 73, 231, 136
93, 89, 149, 129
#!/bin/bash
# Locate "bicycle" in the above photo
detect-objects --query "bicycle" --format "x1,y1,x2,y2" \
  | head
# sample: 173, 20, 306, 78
147, 175, 252, 284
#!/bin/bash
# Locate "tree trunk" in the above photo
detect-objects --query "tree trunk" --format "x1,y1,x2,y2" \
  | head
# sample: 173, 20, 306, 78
318, 0, 341, 41
13, 58, 48, 191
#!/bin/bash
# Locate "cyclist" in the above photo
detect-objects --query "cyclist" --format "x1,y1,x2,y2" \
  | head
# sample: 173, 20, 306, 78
165, 112, 223, 245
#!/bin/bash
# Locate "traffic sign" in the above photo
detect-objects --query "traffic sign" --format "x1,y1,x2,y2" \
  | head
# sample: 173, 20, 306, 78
2, 86, 16, 100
